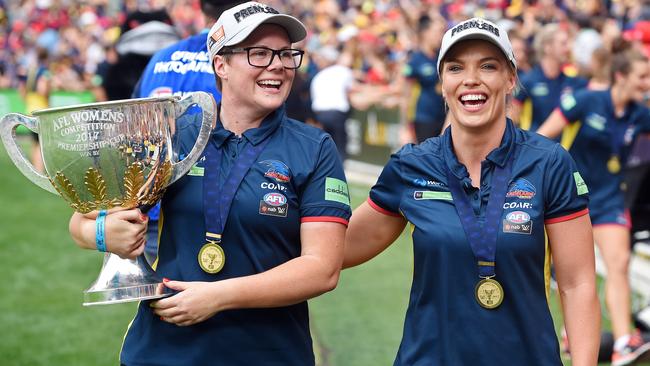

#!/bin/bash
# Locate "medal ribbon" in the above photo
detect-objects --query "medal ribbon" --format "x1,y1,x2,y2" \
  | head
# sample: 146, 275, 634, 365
445, 154, 514, 278
203, 136, 270, 243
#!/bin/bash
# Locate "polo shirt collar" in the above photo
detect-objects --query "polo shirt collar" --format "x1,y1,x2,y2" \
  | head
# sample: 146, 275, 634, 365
211, 104, 285, 147
443, 119, 516, 180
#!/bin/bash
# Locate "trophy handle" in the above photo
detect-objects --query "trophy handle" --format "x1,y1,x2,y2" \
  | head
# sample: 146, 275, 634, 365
0, 113, 58, 195
169, 91, 215, 184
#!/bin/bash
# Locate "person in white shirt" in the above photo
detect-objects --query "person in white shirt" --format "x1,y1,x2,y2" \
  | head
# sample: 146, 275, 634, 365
310, 46, 355, 161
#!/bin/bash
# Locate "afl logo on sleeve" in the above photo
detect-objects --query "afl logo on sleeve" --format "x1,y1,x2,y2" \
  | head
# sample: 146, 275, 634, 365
260, 160, 291, 183
503, 211, 533, 234
506, 178, 536, 199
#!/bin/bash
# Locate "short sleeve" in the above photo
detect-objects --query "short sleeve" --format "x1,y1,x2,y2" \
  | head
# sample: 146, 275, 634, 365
368, 150, 405, 216
544, 144, 589, 223
558, 89, 589, 124
300, 136, 352, 225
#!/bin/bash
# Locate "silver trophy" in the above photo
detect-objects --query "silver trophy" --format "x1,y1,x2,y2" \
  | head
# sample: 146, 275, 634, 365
0, 92, 215, 305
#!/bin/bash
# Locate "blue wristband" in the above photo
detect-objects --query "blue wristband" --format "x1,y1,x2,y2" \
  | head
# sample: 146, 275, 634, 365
96, 210, 107, 252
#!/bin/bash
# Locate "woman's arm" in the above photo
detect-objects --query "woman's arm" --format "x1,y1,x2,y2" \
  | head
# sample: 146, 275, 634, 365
547, 214, 600, 366
69, 209, 148, 258
344, 201, 407, 268
536, 108, 567, 139
152, 221, 347, 326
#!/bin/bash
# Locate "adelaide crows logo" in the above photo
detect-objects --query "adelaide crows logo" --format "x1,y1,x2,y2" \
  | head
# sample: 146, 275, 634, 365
506, 178, 536, 199
259, 160, 291, 183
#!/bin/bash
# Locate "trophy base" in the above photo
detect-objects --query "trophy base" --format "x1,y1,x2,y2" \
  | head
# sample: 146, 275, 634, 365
83, 283, 173, 306
82, 252, 174, 306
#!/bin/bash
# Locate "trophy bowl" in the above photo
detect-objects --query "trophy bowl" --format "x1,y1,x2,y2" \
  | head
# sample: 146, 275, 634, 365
0, 92, 215, 305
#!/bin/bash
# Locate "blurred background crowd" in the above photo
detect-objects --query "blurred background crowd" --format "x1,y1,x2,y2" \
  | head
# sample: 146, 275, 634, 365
1, 0, 649, 116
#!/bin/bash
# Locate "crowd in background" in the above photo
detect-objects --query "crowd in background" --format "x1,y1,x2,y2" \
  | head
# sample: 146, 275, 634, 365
1, 0, 649, 114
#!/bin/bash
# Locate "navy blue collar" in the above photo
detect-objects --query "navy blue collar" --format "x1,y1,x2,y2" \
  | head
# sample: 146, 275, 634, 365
211, 105, 285, 147
442, 119, 516, 180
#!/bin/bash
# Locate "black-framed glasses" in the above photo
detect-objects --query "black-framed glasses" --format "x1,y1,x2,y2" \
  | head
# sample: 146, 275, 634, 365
220, 46, 305, 69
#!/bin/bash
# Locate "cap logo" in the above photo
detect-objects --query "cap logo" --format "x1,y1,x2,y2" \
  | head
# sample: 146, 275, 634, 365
450, 19, 499, 38
233, 4, 279, 23
208, 25, 225, 51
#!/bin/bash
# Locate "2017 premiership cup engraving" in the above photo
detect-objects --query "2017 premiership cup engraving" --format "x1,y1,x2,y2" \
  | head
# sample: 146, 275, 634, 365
0, 92, 216, 305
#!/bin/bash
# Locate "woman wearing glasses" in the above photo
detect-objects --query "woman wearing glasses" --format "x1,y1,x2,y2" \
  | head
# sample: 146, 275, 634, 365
68, 2, 350, 365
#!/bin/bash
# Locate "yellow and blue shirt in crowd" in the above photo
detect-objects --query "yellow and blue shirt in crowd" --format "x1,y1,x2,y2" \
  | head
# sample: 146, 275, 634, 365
403, 50, 446, 124
513, 65, 587, 132
557, 89, 650, 226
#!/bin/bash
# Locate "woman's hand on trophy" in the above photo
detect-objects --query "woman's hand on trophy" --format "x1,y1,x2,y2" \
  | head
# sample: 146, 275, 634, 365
104, 209, 148, 259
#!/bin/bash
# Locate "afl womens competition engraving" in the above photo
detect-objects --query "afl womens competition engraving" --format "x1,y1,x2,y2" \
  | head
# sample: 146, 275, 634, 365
0, 92, 216, 305
475, 278, 504, 309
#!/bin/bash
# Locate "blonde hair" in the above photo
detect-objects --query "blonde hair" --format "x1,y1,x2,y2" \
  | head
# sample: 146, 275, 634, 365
533, 24, 561, 60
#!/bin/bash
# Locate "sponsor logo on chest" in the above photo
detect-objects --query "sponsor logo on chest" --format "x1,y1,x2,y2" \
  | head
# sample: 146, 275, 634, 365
259, 192, 288, 217
503, 210, 533, 234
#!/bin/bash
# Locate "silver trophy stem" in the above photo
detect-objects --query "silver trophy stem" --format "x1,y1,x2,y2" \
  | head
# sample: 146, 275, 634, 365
83, 253, 173, 306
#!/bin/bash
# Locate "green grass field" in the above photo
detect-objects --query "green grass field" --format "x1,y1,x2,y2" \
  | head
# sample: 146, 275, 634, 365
0, 139, 633, 365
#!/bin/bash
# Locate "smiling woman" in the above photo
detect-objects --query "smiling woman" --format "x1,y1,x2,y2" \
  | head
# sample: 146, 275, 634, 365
67, 2, 352, 366
343, 17, 600, 366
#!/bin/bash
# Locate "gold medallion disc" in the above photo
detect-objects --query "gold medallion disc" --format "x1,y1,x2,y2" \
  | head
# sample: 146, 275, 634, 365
198, 242, 225, 274
475, 278, 504, 309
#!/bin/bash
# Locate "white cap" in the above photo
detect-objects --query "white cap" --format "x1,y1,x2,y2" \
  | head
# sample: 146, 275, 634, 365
207, 2, 307, 61
437, 17, 516, 74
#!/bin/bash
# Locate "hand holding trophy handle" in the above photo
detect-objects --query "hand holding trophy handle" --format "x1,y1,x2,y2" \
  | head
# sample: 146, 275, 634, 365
0, 113, 58, 194
169, 91, 215, 184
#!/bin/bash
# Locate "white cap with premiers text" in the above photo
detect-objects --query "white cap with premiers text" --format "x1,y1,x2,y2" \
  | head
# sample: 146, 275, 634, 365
207, 1, 307, 61
436, 17, 516, 74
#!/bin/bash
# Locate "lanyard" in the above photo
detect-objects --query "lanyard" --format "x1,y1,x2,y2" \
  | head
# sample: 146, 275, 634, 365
203, 136, 270, 241
445, 153, 514, 278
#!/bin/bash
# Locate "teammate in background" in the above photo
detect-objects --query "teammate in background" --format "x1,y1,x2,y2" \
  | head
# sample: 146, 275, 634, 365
132, 0, 243, 263
344, 18, 600, 366
18, 47, 50, 173
538, 40, 650, 366
69, 2, 350, 365
400, 14, 447, 144
510, 23, 588, 134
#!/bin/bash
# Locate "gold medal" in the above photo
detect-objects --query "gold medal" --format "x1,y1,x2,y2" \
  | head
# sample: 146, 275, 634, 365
198, 242, 225, 274
607, 155, 621, 174
475, 278, 504, 309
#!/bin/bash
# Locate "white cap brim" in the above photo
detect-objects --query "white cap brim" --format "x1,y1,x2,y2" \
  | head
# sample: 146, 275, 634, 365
437, 18, 516, 74
224, 14, 306, 48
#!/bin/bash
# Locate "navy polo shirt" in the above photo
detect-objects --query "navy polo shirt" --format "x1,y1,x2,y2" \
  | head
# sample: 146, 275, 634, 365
514, 65, 587, 132
369, 120, 588, 366
558, 89, 650, 217
403, 50, 446, 124
120, 106, 351, 366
